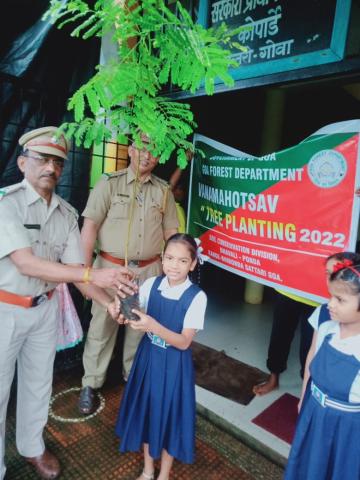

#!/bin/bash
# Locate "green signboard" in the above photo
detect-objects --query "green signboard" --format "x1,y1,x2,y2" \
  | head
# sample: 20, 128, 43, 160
196, 0, 352, 82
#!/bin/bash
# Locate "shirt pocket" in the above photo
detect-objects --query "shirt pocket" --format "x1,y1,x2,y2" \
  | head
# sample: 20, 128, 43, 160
27, 229, 41, 255
27, 229, 40, 244
48, 226, 68, 262
52, 242, 67, 261
147, 199, 163, 224
107, 197, 130, 220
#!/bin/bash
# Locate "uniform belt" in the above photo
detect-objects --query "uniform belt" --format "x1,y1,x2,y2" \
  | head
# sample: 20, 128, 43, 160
99, 251, 160, 268
0, 289, 55, 308
311, 381, 360, 412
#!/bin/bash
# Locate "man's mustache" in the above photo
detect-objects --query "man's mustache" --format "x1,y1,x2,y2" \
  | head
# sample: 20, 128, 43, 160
40, 173, 57, 179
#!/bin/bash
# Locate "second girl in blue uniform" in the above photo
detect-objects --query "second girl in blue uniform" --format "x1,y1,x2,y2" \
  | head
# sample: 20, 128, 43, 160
285, 258, 360, 479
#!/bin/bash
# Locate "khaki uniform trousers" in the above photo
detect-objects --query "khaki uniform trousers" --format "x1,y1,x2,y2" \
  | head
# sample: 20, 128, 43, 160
82, 255, 162, 388
0, 295, 58, 480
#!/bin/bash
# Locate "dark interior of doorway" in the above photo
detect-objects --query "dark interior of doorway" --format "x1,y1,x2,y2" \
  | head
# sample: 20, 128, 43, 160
188, 82, 360, 154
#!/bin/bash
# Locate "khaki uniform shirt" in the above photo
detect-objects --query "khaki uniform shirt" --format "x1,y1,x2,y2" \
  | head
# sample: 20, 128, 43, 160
82, 167, 179, 260
0, 179, 84, 296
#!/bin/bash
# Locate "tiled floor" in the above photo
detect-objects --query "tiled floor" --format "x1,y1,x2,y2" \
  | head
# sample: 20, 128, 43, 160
4, 369, 284, 479
4, 267, 299, 478
196, 269, 303, 464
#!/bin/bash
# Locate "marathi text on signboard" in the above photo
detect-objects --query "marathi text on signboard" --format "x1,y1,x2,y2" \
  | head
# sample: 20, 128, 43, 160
202, 0, 351, 80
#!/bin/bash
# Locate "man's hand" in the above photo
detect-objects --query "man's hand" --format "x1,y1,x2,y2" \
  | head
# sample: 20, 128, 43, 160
106, 296, 121, 321
90, 267, 138, 292
185, 148, 194, 163
106, 295, 126, 324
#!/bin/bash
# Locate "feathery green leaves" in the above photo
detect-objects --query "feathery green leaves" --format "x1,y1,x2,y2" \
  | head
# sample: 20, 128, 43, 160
43, 0, 243, 166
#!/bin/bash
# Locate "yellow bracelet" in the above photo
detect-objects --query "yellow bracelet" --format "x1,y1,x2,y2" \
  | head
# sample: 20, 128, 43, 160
83, 266, 92, 284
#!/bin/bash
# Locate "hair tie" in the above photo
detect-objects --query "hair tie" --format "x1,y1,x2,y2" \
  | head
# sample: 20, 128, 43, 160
332, 259, 360, 278
194, 238, 209, 265
332, 259, 354, 273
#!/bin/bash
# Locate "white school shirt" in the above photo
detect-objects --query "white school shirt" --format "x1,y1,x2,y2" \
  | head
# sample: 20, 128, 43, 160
309, 311, 360, 403
139, 276, 207, 330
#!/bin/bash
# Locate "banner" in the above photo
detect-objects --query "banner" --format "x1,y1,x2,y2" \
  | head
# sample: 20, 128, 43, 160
188, 120, 360, 303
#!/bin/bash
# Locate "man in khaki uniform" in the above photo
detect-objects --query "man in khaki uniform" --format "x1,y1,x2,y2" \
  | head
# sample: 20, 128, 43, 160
0, 127, 136, 480
78, 134, 179, 414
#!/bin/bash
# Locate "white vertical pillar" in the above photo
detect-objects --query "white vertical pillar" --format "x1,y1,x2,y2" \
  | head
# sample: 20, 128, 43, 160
244, 88, 285, 304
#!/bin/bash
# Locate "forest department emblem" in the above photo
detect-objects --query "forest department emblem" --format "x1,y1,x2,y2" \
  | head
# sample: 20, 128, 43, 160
308, 149, 347, 188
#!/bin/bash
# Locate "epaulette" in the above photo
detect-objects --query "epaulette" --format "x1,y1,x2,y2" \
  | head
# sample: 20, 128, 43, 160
0, 182, 24, 201
102, 170, 127, 180
58, 196, 79, 220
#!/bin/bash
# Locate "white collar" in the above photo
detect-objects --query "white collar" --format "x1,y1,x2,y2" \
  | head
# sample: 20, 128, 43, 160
322, 320, 339, 335
324, 320, 360, 342
22, 179, 59, 210
158, 276, 192, 294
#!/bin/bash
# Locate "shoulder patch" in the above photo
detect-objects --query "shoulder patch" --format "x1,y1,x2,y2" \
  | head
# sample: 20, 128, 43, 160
0, 182, 24, 200
102, 169, 127, 180
58, 196, 79, 220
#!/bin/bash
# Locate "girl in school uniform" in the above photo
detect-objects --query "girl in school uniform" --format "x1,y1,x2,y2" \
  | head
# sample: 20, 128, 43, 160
308, 252, 360, 331
285, 258, 360, 479
115, 233, 207, 480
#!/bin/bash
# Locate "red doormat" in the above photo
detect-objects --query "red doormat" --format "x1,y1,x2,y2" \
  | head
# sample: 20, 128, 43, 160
251, 393, 299, 444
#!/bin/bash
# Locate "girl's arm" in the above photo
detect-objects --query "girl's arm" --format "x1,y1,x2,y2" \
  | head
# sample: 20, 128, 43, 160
298, 331, 318, 412
127, 309, 196, 350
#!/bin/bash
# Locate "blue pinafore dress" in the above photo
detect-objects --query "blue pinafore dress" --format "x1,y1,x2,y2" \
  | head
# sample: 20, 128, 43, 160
285, 333, 360, 480
115, 276, 201, 463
